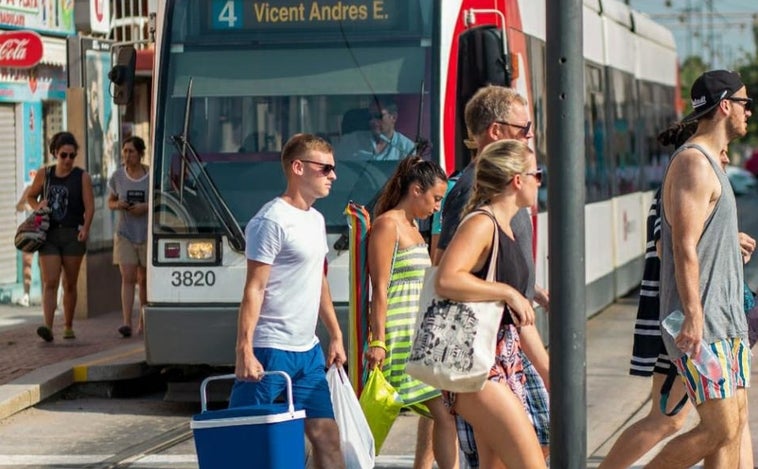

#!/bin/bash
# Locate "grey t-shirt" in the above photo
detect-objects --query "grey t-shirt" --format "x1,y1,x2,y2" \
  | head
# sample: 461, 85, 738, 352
108, 166, 149, 244
438, 161, 536, 300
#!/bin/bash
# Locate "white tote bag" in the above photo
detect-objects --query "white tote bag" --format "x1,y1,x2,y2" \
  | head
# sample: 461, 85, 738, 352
327, 365, 376, 469
406, 210, 504, 393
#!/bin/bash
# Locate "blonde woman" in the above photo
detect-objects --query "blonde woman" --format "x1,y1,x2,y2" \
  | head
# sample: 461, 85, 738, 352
436, 139, 544, 468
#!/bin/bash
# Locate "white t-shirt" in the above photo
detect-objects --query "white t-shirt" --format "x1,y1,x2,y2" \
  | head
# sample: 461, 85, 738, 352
245, 197, 327, 351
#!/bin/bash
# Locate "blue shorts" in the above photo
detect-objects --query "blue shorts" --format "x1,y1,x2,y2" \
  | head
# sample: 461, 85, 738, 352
229, 344, 334, 419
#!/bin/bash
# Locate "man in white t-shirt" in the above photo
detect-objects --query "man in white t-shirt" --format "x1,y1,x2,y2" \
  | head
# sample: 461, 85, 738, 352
230, 133, 346, 469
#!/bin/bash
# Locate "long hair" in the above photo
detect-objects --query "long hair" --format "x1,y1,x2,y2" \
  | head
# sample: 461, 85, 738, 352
462, 139, 532, 216
374, 156, 447, 217
657, 121, 697, 148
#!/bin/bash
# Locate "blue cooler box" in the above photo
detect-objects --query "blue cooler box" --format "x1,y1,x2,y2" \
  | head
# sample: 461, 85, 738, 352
191, 372, 307, 469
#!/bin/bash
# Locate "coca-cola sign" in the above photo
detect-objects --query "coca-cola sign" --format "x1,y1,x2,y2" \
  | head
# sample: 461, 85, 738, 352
0, 31, 43, 69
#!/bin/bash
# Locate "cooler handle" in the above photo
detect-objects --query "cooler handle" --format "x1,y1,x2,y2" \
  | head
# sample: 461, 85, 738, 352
199, 371, 295, 415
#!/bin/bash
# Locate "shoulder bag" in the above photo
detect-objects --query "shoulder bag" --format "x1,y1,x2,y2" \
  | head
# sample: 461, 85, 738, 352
14, 166, 52, 253
406, 209, 504, 392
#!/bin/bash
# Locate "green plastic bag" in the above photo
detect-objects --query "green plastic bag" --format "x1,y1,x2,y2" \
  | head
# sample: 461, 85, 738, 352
358, 367, 403, 454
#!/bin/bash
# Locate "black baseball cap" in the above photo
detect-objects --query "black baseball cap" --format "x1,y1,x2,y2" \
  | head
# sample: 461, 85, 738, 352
682, 70, 745, 122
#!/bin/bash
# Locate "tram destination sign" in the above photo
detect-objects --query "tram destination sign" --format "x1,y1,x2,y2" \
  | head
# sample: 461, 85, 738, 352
210, 0, 410, 32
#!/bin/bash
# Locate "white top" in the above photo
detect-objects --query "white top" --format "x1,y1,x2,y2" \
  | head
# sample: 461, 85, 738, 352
245, 197, 327, 351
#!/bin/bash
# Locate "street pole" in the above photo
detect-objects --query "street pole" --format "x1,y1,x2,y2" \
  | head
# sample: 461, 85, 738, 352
546, 0, 586, 467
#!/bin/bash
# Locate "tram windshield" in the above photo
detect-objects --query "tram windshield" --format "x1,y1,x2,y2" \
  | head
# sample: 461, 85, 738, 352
152, 0, 434, 240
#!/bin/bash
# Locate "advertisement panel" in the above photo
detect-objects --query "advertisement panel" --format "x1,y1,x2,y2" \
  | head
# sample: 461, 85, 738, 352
0, 0, 75, 36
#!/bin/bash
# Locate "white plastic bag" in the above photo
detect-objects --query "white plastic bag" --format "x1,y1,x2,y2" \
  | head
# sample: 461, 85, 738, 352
327, 365, 376, 469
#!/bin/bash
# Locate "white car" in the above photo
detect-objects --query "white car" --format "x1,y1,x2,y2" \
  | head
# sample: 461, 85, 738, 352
726, 165, 757, 195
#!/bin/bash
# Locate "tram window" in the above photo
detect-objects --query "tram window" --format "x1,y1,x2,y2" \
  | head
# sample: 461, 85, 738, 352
608, 69, 638, 196
585, 63, 610, 203
527, 36, 547, 212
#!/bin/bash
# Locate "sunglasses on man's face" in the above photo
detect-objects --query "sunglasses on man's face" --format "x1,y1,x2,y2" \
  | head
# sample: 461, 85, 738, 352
727, 97, 753, 112
495, 120, 532, 137
58, 152, 77, 159
298, 159, 336, 176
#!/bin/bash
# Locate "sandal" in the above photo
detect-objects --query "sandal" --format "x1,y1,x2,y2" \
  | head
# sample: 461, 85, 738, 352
118, 325, 132, 338
63, 328, 76, 340
36, 326, 53, 342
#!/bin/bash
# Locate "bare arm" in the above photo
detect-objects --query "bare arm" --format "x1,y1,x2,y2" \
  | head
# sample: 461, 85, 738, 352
318, 273, 346, 367
365, 217, 396, 369
16, 185, 30, 212
664, 151, 717, 356
78, 172, 95, 242
436, 213, 534, 326
25, 168, 46, 210
520, 325, 550, 390
234, 260, 271, 381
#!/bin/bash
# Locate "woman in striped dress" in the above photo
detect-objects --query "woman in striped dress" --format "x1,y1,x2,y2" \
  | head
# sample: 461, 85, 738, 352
366, 156, 458, 468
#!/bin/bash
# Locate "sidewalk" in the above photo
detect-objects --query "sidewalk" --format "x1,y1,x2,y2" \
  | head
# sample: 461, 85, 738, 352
0, 303, 144, 420
1, 297, 757, 466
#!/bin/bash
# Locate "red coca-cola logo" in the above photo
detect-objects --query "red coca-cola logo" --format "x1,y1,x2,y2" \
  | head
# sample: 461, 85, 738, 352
0, 31, 43, 69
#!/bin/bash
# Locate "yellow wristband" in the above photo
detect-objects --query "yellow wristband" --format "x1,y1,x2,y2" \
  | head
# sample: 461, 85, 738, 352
369, 340, 387, 351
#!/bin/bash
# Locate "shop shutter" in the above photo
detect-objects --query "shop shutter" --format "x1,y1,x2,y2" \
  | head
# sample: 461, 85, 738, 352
0, 104, 17, 284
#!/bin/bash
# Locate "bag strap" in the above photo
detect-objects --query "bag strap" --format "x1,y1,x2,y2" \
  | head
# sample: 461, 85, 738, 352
42, 165, 53, 203
459, 208, 500, 282
659, 366, 688, 416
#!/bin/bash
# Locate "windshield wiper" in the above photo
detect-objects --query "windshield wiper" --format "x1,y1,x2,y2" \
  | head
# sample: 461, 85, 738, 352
169, 77, 246, 252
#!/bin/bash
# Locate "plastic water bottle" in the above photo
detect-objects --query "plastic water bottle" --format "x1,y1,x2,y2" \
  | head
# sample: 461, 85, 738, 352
661, 310, 725, 384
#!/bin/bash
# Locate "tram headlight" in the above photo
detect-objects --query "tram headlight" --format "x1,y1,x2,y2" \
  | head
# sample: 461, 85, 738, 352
187, 240, 215, 260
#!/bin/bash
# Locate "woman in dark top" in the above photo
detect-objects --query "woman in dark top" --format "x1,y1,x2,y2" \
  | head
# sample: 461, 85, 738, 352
26, 132, 95, 342
436, 139, 543, 468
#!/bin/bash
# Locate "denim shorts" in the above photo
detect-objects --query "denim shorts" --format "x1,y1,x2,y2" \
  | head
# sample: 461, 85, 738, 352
229, 344, 334, 419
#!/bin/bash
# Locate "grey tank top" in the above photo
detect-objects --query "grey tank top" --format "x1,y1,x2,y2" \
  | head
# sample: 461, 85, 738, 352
659, 143, 747, 359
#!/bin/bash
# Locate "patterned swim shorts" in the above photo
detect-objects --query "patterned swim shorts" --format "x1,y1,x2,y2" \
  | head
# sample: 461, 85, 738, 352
672, 337, 751, 406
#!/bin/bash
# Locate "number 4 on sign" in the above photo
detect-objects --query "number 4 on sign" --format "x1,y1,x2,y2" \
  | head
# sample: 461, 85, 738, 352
213, 0, 241, 29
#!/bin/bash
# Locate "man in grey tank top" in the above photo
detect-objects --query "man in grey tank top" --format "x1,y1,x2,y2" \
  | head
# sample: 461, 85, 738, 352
649, 70, 753, 468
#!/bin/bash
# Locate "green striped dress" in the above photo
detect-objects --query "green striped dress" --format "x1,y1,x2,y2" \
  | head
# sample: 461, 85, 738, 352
382, 242, 440, 416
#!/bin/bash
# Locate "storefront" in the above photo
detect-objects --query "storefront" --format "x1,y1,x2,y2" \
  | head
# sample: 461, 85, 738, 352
0, 2, 74, 304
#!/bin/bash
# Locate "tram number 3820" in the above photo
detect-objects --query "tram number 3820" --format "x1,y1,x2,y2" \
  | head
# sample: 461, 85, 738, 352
170, 270, 217, 287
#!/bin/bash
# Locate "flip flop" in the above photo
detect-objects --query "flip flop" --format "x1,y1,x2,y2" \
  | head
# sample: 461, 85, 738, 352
118, 325, 132, 338
63, 328, 76, 340
36, 326, 53, 342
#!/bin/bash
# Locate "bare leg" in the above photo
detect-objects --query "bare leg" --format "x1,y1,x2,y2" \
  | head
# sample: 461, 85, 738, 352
119, 263, 138, 328
600, 373, 692, 469
39, 255, 62, 328
413, 416, 435, 469
21, 252, 33, 295
645, 391, 744, 469
707, 389, 747, 469
304, 418, 345, 469
425, 396, 459, 469
136, 266, 147, 333
739, 408, 753, 469
60, 255, 84, 330
455, 381, 545, 468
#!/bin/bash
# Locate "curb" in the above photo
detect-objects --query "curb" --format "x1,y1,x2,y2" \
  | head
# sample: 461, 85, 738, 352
0, 343, 146, 421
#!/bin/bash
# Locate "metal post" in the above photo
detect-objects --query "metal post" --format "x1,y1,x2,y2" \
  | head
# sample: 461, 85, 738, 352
546, 0, 586, 467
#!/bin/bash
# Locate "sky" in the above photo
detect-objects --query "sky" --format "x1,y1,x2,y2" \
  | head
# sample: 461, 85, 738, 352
629, 0, 757, 69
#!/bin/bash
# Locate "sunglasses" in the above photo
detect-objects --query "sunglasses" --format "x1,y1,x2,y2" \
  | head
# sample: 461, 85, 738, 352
727, 97, 753, 112
58, 152, 77, 159
299, 159, 336, 176
369, 112, 388, 120
523, 168, 543, 183
495, 120, 532, 137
